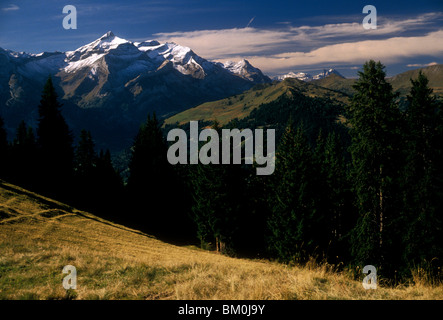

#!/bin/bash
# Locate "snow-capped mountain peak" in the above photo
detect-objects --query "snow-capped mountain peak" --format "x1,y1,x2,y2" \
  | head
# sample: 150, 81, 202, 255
277, 71, 311, 81
312, 68, 343, 80
222, 59, 270, 83
68, 31, 130, 56
223, 59, 252, 72
101, 31, 115, 39
1, 32, 271, 153
275, 68, 344, 82
2, 32, 270, 84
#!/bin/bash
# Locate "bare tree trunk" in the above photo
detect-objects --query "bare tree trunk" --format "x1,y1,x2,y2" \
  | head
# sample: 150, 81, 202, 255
220, 241, 226, 254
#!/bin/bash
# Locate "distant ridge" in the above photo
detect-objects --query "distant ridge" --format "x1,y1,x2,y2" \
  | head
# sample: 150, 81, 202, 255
312, 64, 443, 97
165, 64, 443, 127
388, 64, 443, 96
164, 77, 350, 126
274, 68, 344, 81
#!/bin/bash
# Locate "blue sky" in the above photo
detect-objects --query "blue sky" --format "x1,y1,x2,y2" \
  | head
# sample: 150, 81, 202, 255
1, 0, 443, 77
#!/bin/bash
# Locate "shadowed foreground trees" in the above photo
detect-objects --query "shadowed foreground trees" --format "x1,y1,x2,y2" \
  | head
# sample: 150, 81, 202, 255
402, 71, 443, 277
72, 130, 124, 220
127, 113, 194, 243
36, 76, 74, 200
1, 63, 442, 282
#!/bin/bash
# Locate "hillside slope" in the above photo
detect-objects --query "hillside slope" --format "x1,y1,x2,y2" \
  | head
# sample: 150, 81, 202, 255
164, 78, 350, 127
388, 64, 443, 96
312, 74, 356, 96
1, 180, 442, 300
312, 64, 443, 97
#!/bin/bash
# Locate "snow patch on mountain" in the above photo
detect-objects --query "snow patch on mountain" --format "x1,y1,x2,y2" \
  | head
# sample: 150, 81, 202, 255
64, 53, 105, 73
2, 31, 270, 83
221, 59, 270, 83
275, 69, 344, 82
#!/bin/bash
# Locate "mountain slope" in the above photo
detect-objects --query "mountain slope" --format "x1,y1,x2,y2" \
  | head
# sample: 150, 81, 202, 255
388, 64, 443, 96
0, 32, 269, 152
221, 59, 271, 83
164, 78, 350, 126
312, 73, 356, 96
312, 64, 443, 97
1, 179, 442, 300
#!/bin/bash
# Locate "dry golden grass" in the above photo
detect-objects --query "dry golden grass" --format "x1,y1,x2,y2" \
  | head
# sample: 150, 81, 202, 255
1, 180, 442, 300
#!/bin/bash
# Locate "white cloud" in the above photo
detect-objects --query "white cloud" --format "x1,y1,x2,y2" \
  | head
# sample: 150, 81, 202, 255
2, 4, 19, 12
406, 62, 438, 67
249, 30, 443, 72
153, 12, 443, 74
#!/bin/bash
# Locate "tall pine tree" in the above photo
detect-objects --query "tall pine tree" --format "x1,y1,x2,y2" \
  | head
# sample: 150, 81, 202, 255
347, 60, 404, 278
315, 130, 355, 263
127, 113, 188, 240
188, 121, 242, 253
402, 71, 443, 277
267, 121, 322, 262
36, 76, 74, 199
73, 129, 98, 212
73, 130, 123, 220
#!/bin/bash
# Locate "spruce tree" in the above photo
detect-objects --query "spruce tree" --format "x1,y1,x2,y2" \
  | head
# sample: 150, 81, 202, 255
315, 130, 354, 263
190, 163, 228, 250
127, 113, 180, 238
36, 76, 74, 198
402, 72, 443, 276
73, 129, 98, 211
72, 129, 123, 220
75, 130, 97, 178
347, 60, 404, 278
267, 121, 320, 262
128, 113, 168, 193
188, 121, 241, 253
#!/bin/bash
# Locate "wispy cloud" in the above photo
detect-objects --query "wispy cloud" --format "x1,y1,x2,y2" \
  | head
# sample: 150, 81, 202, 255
248, 31, 443, 72
2, 4, 19, 12
406, 62, 438, 67
154, 12, 443, 74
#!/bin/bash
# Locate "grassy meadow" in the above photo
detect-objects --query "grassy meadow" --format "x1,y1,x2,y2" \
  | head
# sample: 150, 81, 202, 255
0, 180, 442, 300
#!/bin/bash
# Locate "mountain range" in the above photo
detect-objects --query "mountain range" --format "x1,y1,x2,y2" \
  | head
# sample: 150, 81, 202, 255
274, 69, 344, 81
1, 31, 442, 153
164, 63, 443, 128
0, 31, 270, 151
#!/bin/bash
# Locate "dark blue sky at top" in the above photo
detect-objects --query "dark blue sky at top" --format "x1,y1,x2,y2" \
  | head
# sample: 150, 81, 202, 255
1, 0, 442, 76
1, 0, 441, 52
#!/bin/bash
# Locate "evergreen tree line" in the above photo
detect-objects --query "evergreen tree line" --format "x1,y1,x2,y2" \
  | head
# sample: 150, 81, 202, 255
172, 60, 443, 282
1, 60, 442, 283
0, 77, 124, 220
0, 76, 194, 244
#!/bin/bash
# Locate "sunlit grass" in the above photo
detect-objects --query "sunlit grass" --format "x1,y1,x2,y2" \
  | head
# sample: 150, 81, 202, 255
1, 180, 442, 300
